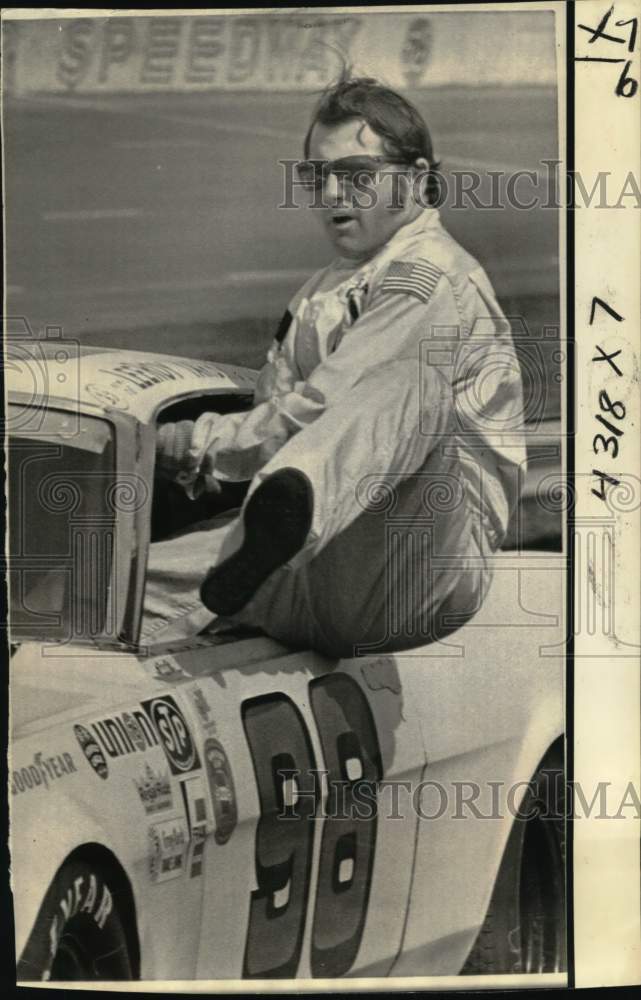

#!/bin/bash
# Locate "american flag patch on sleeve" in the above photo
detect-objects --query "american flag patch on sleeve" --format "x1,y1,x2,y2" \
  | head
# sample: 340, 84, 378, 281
380, 259, 444, 304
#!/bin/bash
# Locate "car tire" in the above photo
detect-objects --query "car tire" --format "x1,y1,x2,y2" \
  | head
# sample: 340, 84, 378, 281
16, 859, 133, 982
461, 752, 566, 975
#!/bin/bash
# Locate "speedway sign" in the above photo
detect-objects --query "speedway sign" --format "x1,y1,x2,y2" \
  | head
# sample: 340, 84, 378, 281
4, 11, 557, 95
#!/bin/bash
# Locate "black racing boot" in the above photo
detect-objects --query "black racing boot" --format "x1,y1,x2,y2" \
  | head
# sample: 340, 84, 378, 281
200, 468, 313, 616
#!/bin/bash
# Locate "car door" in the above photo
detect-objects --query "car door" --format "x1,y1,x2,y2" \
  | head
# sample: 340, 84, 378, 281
391, 555, 566, 976
151, 635, 427, 980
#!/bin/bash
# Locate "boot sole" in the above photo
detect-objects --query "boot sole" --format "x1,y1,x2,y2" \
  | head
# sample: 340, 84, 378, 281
200, 468, 313, 616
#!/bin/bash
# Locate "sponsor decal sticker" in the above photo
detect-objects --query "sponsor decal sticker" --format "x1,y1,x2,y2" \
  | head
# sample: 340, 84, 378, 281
77, 708, 159, 771
121, 712, 148, 752
83, 358, 244, 410
133, 762, 173, 815
73, 724, 109, 780
188, 826, 206, 879
11, 750, 77, 795
142, 695, 200, 775
97, 358, 228, 394
148, 816, 189, 883
153, 657, 185, 679
187, 685, 217, 733
180, 774, 208, 878
204, 737, 237, 845
180, 774, 208, 832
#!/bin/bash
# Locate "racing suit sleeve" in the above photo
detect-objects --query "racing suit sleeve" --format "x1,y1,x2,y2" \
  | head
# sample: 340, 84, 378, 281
186, 280, 460, 487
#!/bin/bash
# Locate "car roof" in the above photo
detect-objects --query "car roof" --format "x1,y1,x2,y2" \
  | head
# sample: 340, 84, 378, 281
7, 344, 258, 425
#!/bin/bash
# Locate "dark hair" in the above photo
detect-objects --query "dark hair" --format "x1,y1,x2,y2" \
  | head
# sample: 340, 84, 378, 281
303, 72, 442, 206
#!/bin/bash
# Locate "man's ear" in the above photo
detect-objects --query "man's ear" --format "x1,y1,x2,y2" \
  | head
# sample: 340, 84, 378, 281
411, 157, 431, 205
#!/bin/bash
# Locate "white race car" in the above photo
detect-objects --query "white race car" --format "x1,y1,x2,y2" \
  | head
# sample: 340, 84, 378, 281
8, 338, 566, 982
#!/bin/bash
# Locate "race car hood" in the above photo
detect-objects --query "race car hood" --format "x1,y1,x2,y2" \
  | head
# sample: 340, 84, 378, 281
10, 643, 151, 739
9, 633, 295, 738
12, 681, 97, 732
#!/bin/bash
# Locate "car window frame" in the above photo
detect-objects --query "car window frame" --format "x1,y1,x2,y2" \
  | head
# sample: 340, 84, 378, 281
132, 384, 257, 649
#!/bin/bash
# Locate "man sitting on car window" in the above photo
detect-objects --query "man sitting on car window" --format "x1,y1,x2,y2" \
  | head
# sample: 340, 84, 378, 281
143, 74, 526, 657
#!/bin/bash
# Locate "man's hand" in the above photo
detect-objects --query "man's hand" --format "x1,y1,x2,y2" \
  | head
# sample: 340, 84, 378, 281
156, 420, 196, 480
254, 353, 298, 405
156, 419, 222, 495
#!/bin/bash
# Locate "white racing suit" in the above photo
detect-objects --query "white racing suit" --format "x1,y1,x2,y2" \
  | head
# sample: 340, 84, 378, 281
143, 208, 527, 655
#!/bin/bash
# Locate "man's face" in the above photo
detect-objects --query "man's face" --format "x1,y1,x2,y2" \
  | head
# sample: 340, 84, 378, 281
306, 119, 416, 261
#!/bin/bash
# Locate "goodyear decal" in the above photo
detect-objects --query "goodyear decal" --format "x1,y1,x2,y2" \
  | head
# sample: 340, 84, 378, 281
11, 751, 77, 795
141, 694, 201, 775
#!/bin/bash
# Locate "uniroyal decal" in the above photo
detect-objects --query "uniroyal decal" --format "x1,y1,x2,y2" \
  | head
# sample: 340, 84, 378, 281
141, 695, 200, 775
11, 751, 77, 795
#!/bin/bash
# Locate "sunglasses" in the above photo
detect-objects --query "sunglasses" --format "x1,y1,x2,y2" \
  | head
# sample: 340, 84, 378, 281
295, 156, 411, 192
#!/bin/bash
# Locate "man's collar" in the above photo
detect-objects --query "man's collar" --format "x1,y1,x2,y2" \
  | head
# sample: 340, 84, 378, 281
385, 206, 441, 248
333, 207, 441, 270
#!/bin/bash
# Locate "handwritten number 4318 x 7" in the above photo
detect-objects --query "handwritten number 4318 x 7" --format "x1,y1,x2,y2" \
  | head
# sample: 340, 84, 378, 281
576, 5, 639, 98
590, 296, 627, 503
